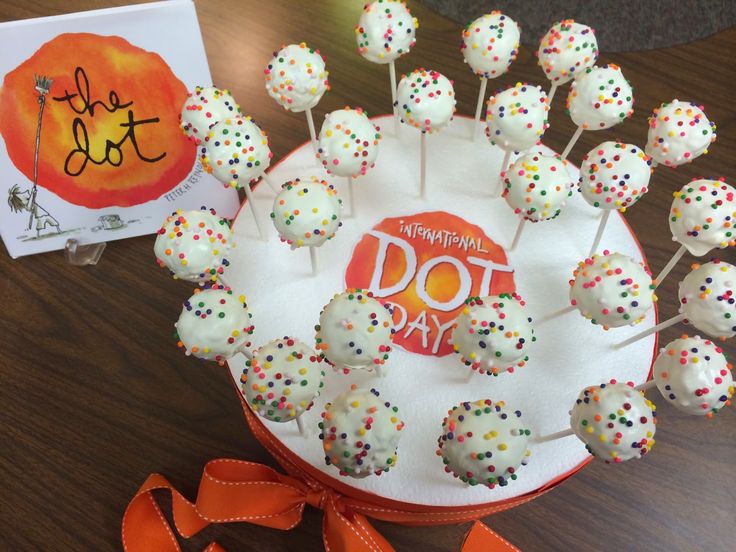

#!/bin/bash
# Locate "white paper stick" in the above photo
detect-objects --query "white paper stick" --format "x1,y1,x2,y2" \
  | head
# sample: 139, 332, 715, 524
374, 365, 384, 378
261, 172, 279, 195
296, 415, 307, 437
547, 82, 558, 104
420, 132, 427, 199
242, 183, 265, 240
510, 218, 525, 251
309, 245, 318, 276
495, 150, 512, 196
239, 345, 253, 360
560, 125, 583, 161
464, 367, 475, 382
655, 244, 687, 289
305, 107, 318, 156
537, 305, 576, 325
389, 61, 399, 135
346, 176, 356, 217
588, 210, 611, 257
651, 160, 658, 169
534, 427, 574, 444
635, 380, 657, 392
614, 313, 686, 349
472, 77, 488, 141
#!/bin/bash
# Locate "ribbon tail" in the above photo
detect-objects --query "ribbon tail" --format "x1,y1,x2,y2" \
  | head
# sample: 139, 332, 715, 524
322, 493, 395, 552
122, 473, 211, 552
461, 521, 520, 552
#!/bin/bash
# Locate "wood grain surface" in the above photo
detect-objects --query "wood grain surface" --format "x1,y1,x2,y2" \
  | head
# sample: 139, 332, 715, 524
0, 1, 734, 551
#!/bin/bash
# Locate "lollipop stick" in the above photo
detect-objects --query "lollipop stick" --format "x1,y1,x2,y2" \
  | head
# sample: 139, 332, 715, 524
534, 427, 574, 444
420, 132, 427, 199
588, 210, 611, 257
472, 77, 488, 141
560, 126, 583, 161
537, 305, 576, 325
305, 108, 318, 156
242, 183, 265, 240
239, 345, 253, 360
261, 172, 279, 195
464, 367, 475, 382
547, 83, 558, 104
635, 380, 656, 392
509, 219, 525, 251
309, 245, 318, 276
296, 415, 307, 437
614, 313, 686, 349
655, 244, 687, 289
346, 176, 356, 218
389, 61, 399, 134
375, 365, 384, 378
494, 150, 512, 196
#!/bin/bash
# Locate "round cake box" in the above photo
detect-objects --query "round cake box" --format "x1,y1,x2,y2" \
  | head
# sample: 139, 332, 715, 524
226, 115, 657, 509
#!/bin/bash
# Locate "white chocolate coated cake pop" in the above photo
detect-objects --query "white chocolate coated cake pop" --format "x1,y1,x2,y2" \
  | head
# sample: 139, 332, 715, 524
200, 116, 272, 189
566, 64, 634, 130
569, 251, 656, 329
437, 399, 531, 489
669, 178, 736, 257
241, 337, 325, 422
578, 141, 652, 211
180, 86, 241, 144
270, 176, 342, 249
317, 107, 381, 177
154, 208, 233, 284
265, 43, 329, 112
678, 260, 736, 340
570, 381, 656, 463
645, 100, 716, 167
450, 294, 535, 377
503, 152, 574, 222
355, 0, 417, 64
396, 68, 456, 133
175, 284, 254, 364
319, 385, 405, 477
315, 289, 394, 373
537, 20, 598, 86
485, 82, 549, 153
653, 335, 733, 417
461, 12, 520, 78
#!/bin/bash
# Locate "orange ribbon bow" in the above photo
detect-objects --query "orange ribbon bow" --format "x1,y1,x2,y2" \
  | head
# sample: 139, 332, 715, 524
122, 459, 518, 552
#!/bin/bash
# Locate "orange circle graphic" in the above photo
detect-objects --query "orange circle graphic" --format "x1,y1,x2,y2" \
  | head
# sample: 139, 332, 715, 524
345, 211, 515, 356
0, 33, 195, 208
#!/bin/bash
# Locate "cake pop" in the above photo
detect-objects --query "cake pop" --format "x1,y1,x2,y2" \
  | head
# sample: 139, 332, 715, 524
652, 335, 733, 417
355, 0, 417, 132
180, 86, 241, 144
485, 82, 550, 193
437, 399, 531, 488
502, 151, 574, 249
265, 43, 329, 153
617, 260, 735, 348
315, 289, 394, 375
569, 251, 656, 330
319, 385, 405, 477
271, 176, 342, 274
154, 208, 233, 285
645, 100, 716, 168
450, 293, 535, 379
241, 337, 325, 435
569, 381, 656, 463
461, 12, 520, 139
396, 68, 456, 198
562, 65, 634, 160
579, 141, 653, 256
317, 107, 381, 216
537, 20, 598, 102
175, 284, 254, 364
655, 178, 735, 287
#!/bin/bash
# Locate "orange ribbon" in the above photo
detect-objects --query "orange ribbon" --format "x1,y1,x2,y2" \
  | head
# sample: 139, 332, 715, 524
122, 459, 518, 552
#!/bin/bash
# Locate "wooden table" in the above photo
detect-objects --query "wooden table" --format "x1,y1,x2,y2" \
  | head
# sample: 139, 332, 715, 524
1, 1, 734, 550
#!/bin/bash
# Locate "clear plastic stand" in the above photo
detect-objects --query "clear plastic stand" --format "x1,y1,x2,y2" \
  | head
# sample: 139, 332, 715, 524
64, 238, 106, 266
